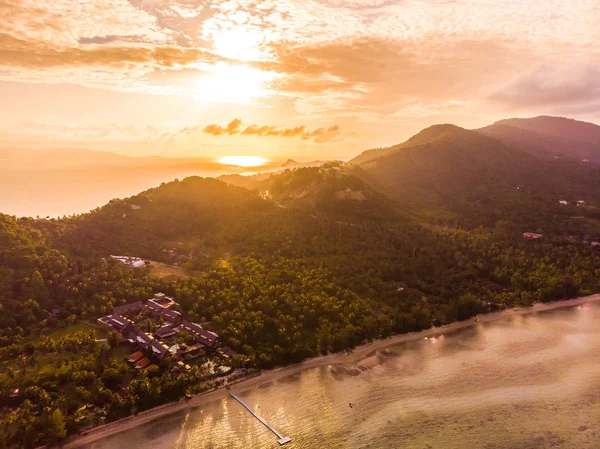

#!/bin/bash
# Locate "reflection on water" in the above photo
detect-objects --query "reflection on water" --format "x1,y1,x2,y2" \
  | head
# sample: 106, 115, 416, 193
85, 303, 600, 449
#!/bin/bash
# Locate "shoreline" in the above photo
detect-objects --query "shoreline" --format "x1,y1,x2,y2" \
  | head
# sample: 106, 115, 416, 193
64, 293, 600, 448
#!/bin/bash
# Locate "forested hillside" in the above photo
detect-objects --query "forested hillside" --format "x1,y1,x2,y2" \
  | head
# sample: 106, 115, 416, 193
349, 124, 600, 231
477, 116, 600, 163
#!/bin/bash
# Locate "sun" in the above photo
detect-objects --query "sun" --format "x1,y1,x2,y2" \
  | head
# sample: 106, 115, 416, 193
218, 156, 269, 167
194, 63, 276, 104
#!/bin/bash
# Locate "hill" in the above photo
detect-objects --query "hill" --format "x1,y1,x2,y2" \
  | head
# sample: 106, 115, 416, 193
266, 164, 401, 221
476, 116, 600, 163
349, 124, 600, 230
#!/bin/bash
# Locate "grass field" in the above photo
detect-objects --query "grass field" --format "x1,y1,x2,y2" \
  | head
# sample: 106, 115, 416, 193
47, 321, 107, 339
147, 260, 203, 280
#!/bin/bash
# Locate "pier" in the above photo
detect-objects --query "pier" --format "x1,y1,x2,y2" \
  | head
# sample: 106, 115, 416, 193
229, 392, 292, 446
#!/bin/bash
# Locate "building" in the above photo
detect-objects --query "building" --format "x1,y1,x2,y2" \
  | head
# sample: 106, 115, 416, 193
135, 357, 151, 369
97, 314, 131, 334
180, 320, 219, 348
110, 255, 146, 268
155, 325, 178, 339
135, 330, 154, 350
179, 343, 206, 359
148, 293, 180, 311
218, 346, 237, 360
196, 329, 219, 349
113, 301, 143, 317
150, 340, 170, 360
128, 351, 144, 363
523, 232, 543, 240
161, 308, 182, 324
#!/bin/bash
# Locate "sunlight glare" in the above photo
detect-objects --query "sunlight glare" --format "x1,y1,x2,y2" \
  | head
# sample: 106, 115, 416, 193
212, 28, 264, 61
218, 156, 268, 167
194, 63, 275, 104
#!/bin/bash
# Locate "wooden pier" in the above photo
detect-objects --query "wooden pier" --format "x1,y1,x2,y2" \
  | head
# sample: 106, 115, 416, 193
229, 392, 292, 446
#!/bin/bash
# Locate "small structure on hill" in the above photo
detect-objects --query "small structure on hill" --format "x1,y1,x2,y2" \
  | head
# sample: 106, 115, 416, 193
110, 255, 146, 268
523, 232, 543, 240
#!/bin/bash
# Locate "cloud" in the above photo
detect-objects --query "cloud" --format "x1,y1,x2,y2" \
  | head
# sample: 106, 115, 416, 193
302, 125, 341, 143
0, 33, 223, 69
201, 119, 341, 143
490, 63, 600, 113
256, 37, 537, 119
203, 118, 243, 135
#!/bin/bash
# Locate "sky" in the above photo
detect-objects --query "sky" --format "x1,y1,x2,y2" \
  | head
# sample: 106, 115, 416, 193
1, 0, 599, 159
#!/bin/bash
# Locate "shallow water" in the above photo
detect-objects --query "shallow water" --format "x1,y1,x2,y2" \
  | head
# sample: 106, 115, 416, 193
84, 303, 600, 449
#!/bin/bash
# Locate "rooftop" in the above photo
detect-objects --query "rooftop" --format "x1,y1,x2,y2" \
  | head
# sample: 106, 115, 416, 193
135, 357, 151, 369
128, 351, 144, 363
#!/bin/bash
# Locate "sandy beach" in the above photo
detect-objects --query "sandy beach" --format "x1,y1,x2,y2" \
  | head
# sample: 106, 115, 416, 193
64, 293, 600, 448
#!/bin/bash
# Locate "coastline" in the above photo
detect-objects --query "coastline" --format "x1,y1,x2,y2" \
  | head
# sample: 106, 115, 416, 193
64, 293, 600, 448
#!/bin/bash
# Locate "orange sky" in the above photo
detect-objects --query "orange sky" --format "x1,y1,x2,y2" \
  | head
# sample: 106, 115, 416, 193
1, 0, 599, 159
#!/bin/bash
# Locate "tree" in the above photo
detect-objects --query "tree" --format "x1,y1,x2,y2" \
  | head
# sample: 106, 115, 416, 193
107, 331, 119, 349
102, 368, 122, 390
46, 408, 67, 443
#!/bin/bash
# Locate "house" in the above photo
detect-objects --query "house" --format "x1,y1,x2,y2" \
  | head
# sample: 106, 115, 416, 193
161, 308, 182, 324
146, 300, 163, 315
113, 301, 143, 317
97, 314, 130, 333
180, 320, 219, 348
150, 340, 170, 360
135, 330, 154, 350
523, 232, 543, 240
135, 357, 151, 369
181, 320, 203, 333
148, 293, 180, 311
110, 255, 146, 268
96, 316, 113, 331
179, 343, 206, 359
155, 325, 178, 339
108, 315, 130, 333
128, 351, 144, 363
217, 346, 237, 360
197, 329, 219, 348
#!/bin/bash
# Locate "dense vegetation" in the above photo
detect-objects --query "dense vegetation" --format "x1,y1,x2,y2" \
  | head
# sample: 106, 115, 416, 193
3, 122, 600, 447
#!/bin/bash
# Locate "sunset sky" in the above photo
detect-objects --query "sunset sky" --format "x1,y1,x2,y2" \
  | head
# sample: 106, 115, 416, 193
1, 0, 599, 159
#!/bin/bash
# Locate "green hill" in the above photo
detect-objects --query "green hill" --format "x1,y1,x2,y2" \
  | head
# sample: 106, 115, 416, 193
349, 124, 600, 230
476, 116, 600, 163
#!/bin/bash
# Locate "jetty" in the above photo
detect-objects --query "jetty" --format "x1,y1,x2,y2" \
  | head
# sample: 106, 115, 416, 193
229, 392, 292, 445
